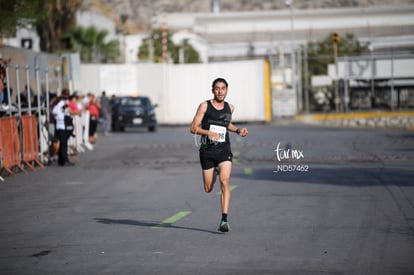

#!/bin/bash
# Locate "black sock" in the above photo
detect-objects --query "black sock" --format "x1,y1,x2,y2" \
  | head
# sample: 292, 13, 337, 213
221, 213, 227, 222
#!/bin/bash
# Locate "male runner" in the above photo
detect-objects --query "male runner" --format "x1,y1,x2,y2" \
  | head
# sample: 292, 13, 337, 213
190, 78, 248, 232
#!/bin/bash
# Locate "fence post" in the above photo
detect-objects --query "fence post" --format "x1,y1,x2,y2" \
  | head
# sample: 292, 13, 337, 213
25, 65, 32, 113
35, 66, 45, 163
5, 65, 12, 117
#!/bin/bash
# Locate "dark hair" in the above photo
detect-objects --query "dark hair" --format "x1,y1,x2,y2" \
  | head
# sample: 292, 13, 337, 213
211, 78, 228, 90
69, 94, 78, 101
61, 88, 70, 98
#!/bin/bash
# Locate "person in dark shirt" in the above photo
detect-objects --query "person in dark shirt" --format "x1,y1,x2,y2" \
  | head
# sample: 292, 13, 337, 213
190, 78, 248, 232
99, 91, 112, 136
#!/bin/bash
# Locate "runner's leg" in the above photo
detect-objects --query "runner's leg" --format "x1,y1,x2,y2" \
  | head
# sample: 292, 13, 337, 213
202, 168, 216, 193
218, 161, 232, 214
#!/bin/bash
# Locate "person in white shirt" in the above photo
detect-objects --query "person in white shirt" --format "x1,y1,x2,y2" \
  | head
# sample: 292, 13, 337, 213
52, 89, 77, 166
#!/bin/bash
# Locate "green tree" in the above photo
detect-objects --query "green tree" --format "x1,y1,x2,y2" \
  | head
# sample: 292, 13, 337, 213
138, 28, 200, 63
64, 26, 120, 63
0, 0, 82, 53
307, 32, 367, 77
0, 0, 46, 35
178, 39, 200, 64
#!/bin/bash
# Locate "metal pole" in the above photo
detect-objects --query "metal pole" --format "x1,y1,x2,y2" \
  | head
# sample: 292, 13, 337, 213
45, 68, 51, 162
56, 67, 62, 94
334, 42, 339, 113
25, 65, 32, 114
344, 55, 349, 112
297, 46, 302, 112
35, 66, 44, 163
287, 1, 297, 114
370, 51, 374, 108
15, 65, 23, 164
304, 44, 309, 113
390, 52, 395, 111
15, 65, 22, 119
45, 69, 50, 127
5, 65, 12, 117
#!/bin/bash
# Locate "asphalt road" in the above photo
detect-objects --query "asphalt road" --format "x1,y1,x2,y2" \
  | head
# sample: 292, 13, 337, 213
0, 124, 413, 275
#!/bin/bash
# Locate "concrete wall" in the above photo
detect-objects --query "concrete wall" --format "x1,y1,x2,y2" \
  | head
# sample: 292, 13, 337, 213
76, 60, 266, 124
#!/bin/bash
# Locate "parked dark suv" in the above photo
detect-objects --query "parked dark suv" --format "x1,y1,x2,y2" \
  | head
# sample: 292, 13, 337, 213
111, 95, 158, 132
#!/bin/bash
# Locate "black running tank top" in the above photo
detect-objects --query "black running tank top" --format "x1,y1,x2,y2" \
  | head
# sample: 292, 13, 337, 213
200, 100, 232, 152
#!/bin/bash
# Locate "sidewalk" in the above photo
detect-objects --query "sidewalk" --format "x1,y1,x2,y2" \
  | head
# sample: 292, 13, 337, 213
291, 111, 414, 130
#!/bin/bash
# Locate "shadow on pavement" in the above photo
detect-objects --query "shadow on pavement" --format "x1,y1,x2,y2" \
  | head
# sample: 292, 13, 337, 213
94, 218, 223, 235
233, 165, 414, 187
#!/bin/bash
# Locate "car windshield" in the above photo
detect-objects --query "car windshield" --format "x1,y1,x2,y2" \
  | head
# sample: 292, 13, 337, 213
120, 97, 150, 107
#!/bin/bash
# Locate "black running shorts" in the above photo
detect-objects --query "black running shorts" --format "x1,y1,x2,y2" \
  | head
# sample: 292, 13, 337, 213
199, 150, 233, 170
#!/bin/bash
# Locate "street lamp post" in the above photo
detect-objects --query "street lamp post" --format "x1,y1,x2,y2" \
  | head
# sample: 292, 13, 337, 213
285, 0, 297, 113
332, 32, 340, 113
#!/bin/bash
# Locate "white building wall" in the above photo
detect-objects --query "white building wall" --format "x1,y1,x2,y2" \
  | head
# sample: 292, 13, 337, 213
329, 57, 414, 80
2, 27, 40, 52
76, 64, 100, 93
76, 60, 265, 124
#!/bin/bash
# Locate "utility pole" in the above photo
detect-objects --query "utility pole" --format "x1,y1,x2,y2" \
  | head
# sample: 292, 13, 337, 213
162, 14, 168, 63
332, 32, 340, 113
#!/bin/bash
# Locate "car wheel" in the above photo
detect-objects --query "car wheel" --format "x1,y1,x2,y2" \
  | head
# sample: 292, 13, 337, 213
148, 126, 156, 132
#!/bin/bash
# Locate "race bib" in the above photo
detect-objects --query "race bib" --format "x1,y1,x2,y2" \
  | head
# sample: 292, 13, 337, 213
209, 124, 226, 142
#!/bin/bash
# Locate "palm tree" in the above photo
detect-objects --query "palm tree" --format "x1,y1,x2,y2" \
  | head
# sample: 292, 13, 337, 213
65, 26, 120, 63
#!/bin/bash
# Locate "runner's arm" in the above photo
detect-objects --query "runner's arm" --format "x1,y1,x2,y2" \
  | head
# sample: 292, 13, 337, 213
227, 104, 248, 137
190, 102, 219, 140
228, 123, 248, 136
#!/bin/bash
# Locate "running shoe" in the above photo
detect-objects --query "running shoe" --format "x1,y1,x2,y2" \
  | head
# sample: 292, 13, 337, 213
218, 220, 230, 232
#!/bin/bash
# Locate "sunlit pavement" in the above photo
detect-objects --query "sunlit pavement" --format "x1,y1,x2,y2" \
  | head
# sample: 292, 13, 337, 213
1, 124, 413, 274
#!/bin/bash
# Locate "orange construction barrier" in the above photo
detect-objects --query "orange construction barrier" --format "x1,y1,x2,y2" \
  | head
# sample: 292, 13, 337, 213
0, 117, 25, 176
21, 115, 45, 170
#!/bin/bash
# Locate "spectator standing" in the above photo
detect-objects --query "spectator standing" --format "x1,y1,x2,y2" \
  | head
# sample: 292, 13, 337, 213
0, 78, 3, 106
68, 94, 81, 116
99, 91, 112, 136
67, 94, 81, 157
0, 55, 12, 109
0, 54, 6, 105
52, 89, 77, 166
88, 93, 100, 143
